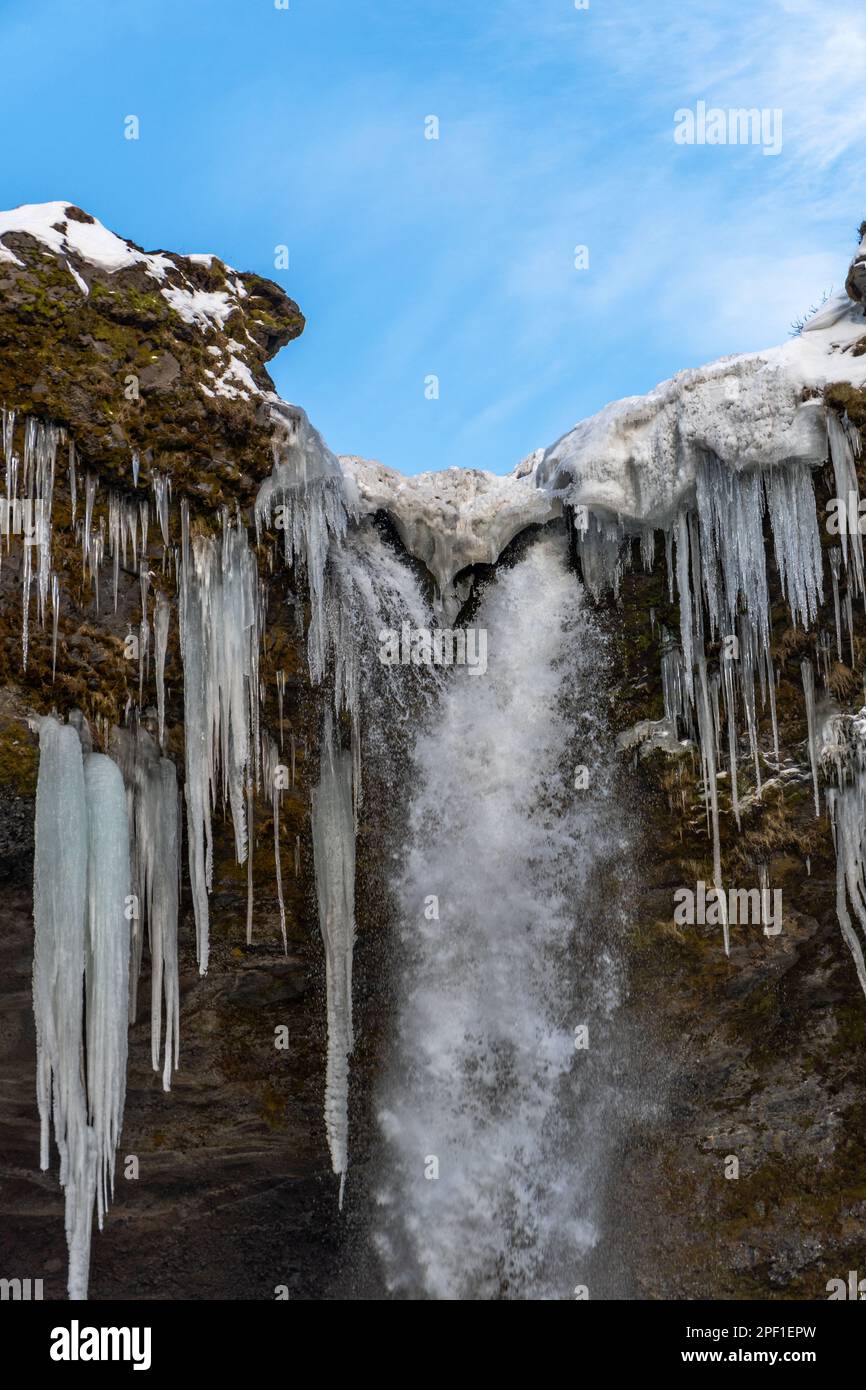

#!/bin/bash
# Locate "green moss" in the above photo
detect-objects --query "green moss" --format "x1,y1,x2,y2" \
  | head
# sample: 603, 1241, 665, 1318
0, 718, 37, 794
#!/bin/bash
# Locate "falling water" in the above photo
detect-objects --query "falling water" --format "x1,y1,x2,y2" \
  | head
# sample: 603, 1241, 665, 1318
372, 529, 635, 1300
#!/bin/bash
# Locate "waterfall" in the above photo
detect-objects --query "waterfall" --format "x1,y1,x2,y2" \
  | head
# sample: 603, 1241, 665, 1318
373, 528, 633, 1299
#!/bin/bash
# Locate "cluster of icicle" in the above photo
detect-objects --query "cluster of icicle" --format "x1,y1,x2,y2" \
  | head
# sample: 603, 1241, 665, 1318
32, 711, 181, 1298
110, 722, 181, 1090
256, 417, 444, 1197
602, 411, 866, 985
253, 412, 363, 1191
1, 409, 64, 672
304, 521, 441, 1193
0, 409, 180, 698
179, 503, 263, 974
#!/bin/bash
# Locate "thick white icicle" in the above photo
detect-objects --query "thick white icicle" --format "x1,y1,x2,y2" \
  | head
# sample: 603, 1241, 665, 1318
33, 718, 133, 1297
32, 716, 93, 1298
83, 753, 131, 1229
311, 712, 356, 1200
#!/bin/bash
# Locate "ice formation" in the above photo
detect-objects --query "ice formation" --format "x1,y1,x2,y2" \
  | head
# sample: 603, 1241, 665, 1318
83, 754, 132, 1226
110, 725, 180, 1090
179, 512, 261, 974
32, 716, 132, 1299
255, 404, 353, 683
342, 452, 560, 621
311, 712, 356, 1202
1, 412, 63, 670
821, 709, 866, 997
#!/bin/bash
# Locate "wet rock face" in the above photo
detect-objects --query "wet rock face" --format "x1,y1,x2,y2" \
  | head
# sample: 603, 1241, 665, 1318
600, 447, 866, 1299
0, 202, 304, 508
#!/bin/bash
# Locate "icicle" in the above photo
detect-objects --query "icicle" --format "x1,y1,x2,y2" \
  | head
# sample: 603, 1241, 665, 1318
83, 752, 131, 1230
696, 656, 728, 953
270, 741, 287, 954
32, 716, 93, 1298
110, 725, 180, 1089
276, 670, 285, 749
108, 492, 121, 610
68, 440, 77, 525
179, 520, 259, 973
154, 591, 170, 749
151, 471, 170, 545
828, 411, 865, 597
674, 510, 695, 704
802, 659, 821, 817
722, 647, 740, 829
51, 573, 60, 680
830, 548, 844, 661
764, 464, 823, 629
32, 716, 132, 1296
139, 563, 150, 706
821, 711, 866, 997
845, 587, 856, 669
246, 780, 255, 946
132, 450, 140, 488
254, 408, 352, 686
310, 711, 356, 1198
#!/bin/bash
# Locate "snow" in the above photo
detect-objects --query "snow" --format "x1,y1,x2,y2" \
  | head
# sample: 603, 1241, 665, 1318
0, 201, 173, 278
208, 353, 258, 401
0, 202, 254, 341
161, 283, 234, 332
536, 295, 866, 529
64, 259, 89, 296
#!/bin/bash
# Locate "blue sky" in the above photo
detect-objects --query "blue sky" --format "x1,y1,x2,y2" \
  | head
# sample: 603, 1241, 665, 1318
1, 0, 865, 475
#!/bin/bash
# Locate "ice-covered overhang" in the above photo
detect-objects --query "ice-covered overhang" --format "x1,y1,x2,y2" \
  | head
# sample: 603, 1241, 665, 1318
536, 294, 866, 530
340, 455, 561, 615
339, 289, 866, 597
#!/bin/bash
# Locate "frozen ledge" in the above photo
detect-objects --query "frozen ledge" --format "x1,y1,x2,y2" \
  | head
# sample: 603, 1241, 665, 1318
337, 278, 866, 602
